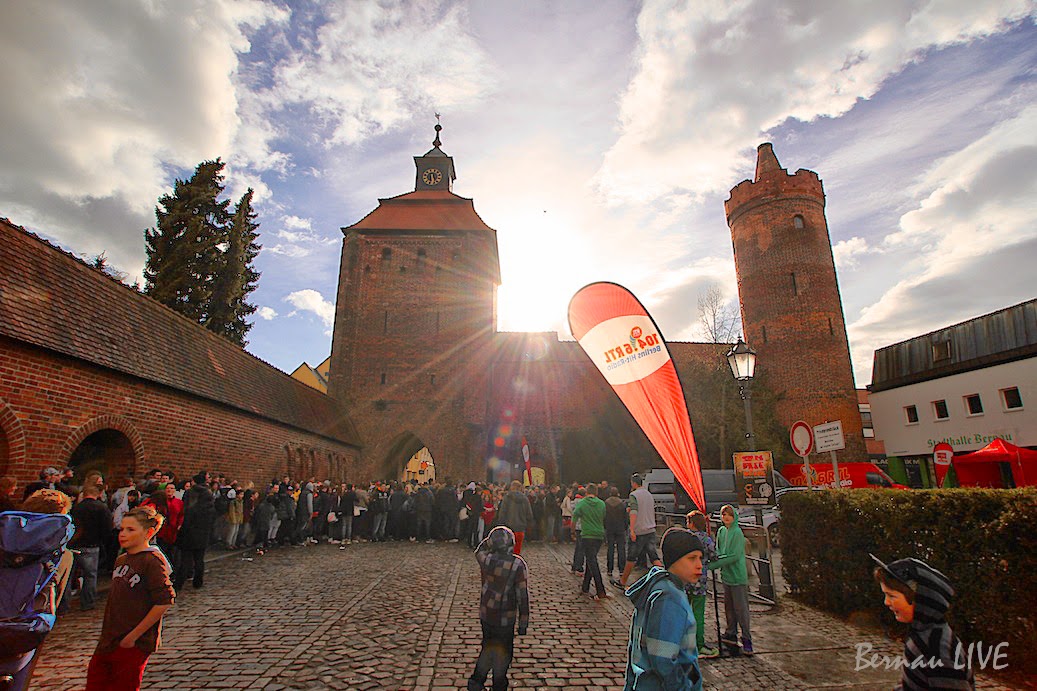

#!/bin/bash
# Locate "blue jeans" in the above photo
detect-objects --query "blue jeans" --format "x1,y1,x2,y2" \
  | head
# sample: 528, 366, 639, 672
371, 512, 387, 540
605, 529, 627, 574
76, 546, 100, 610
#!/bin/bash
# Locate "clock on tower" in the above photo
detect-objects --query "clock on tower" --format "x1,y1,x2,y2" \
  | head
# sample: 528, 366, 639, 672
414, 120, 456, 191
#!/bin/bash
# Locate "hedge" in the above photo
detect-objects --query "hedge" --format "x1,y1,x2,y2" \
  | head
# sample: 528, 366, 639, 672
780, 488, 1037, 674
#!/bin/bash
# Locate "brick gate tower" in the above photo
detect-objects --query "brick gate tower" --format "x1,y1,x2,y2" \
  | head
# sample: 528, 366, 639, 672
726, 143, 866, 459
327, 123, 501, 480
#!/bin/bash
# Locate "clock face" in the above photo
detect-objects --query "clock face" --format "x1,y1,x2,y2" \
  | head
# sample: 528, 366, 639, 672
422, 168, 443, 186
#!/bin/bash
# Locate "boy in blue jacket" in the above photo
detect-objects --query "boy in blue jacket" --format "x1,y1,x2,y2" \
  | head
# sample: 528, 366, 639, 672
624, 528, 704, 691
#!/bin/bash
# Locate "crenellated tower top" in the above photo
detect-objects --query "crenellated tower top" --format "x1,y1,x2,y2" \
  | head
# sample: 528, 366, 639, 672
725, 143, 824, 226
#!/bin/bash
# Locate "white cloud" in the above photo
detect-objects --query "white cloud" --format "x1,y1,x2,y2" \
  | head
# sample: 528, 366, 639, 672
283, 215, 312, 231
285, 289, 335, 328
848, 104, 1037, 383
264, 2, 498, 147
256, 306, 278, 320
0, 0, 286, 271
596, 0, 1035, 202
833, 236, 871, 269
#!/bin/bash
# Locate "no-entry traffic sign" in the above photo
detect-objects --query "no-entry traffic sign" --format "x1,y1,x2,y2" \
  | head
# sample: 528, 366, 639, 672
790, 420, 814, 457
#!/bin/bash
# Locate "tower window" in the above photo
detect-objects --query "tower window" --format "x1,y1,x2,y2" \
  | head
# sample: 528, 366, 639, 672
828, 317, 834, 336
793, 215, 805, 229
430, 374, 436, 385
416, 248, 427, 269
381, 247, 392, 261
761, 325, 768, 343
384, 310, 389, 334
791, 272, 798, 296
364, 265, 371, 274
380, 373, 387, 385
400, 265, 406, 273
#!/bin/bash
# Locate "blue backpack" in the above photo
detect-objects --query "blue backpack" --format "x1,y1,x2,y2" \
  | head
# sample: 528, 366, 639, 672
0, 511, 74, 657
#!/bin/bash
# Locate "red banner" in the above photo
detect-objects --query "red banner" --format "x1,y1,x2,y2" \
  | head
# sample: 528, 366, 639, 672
568, 282, 705, 511
933, 442, 953, 488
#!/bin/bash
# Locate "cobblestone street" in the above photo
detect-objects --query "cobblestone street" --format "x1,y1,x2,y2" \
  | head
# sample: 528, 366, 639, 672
31, 542, 1021, 690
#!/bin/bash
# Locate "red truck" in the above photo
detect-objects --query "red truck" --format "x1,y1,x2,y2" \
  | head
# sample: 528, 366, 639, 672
780, 462, 909, 490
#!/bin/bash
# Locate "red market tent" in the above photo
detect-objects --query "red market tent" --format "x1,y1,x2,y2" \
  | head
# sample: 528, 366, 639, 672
951, 438, 1037, 488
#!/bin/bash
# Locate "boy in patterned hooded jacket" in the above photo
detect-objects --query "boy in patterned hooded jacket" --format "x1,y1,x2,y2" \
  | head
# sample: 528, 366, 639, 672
871, 554, 974, 690
468, 526, 530, 691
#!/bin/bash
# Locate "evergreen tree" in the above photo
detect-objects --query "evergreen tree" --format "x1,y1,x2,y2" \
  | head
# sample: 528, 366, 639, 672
204, 188, 262, 345
144, 159, 230, 321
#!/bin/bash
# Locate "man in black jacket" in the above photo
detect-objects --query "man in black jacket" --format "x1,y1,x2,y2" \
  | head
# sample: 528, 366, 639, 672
69, 481, 113, 610
175, 471, 216, 590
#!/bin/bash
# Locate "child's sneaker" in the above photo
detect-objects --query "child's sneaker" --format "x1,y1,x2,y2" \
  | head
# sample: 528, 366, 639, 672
741, 638, 754, 655
698, 646, 720, 659
720, 635, 739, 647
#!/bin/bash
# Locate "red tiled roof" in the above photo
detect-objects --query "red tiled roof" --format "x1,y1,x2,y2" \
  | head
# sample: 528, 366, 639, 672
345, 190, 495, 232
0, 218, 361, 447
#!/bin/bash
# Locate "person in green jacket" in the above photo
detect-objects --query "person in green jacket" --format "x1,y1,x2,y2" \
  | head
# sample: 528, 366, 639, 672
571, 484, 609, 600
706, 504, 752, 655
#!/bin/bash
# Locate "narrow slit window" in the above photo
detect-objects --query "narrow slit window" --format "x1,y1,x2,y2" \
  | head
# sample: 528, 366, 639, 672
791, 272, 798, 296
383, 310, 389, 334
380, 373, 387, 385
828, 317, 834, 336
762, 325, 768, 343
793, 215, 805, 229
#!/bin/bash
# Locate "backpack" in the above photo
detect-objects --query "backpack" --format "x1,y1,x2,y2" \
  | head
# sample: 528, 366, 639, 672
0, 511, 74, 657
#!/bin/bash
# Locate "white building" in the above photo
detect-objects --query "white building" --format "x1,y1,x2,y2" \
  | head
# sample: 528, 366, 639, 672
869, 299, 1036, 486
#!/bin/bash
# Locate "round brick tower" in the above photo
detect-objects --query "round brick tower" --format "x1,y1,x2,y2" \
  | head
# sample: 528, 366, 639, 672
726, 143, 866, 460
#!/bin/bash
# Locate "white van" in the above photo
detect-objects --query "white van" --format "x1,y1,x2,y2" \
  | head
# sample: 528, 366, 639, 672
641, 468, 678, 513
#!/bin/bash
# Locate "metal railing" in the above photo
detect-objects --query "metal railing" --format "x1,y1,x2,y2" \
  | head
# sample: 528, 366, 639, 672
655, 511, 776, 607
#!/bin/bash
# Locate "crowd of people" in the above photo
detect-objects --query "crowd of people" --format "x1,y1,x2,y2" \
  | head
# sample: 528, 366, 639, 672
1, 466, 975, 691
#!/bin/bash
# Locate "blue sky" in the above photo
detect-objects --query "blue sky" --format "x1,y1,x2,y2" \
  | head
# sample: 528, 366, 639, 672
1, 1, 1034, 386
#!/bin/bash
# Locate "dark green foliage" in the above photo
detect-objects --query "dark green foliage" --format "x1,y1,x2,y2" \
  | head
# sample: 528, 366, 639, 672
205, 188, 261, 345
144, 160, 261, 345
781, 488, 1037, 673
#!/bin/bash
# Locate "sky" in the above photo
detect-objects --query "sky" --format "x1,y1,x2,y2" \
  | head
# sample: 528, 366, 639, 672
1, 1, 1035, 387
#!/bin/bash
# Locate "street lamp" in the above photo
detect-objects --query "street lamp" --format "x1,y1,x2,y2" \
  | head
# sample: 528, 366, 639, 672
726, 336, 774, 602
726, 338, 757, 451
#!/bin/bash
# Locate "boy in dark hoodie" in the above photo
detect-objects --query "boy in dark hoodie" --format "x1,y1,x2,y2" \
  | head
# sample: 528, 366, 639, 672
624, 527, 704, 691
468, 526, 530, 691
871, 555, 974, 690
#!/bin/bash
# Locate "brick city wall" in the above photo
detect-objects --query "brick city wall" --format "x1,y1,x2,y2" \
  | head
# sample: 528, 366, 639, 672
0, 337, 359, 489
726, 144, 866, 459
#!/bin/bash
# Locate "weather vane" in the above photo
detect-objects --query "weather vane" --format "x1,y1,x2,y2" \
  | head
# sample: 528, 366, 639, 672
433, 112, 442, 147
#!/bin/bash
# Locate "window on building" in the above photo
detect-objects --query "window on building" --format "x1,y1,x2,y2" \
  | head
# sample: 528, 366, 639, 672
1001, 387, 1023, 410
863, 428, 875, 438
964, 394, 983, 416
416, 248, 427, 269
384, 310, 389, 334
791, 272, 798, 296
430, 374, 436, 385
793, 215, 805, 229
381, 247, 392, 261
380, 372, 387, 385
904, 405, 919, 424
932, 340, 952, 362
762, 325, 768, 343
860, 410, 873, 426
932, 399, 949, 420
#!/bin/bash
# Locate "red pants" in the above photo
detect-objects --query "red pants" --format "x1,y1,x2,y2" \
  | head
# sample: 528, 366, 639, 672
86, 645, 150, 691
513, 531, 525, 555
